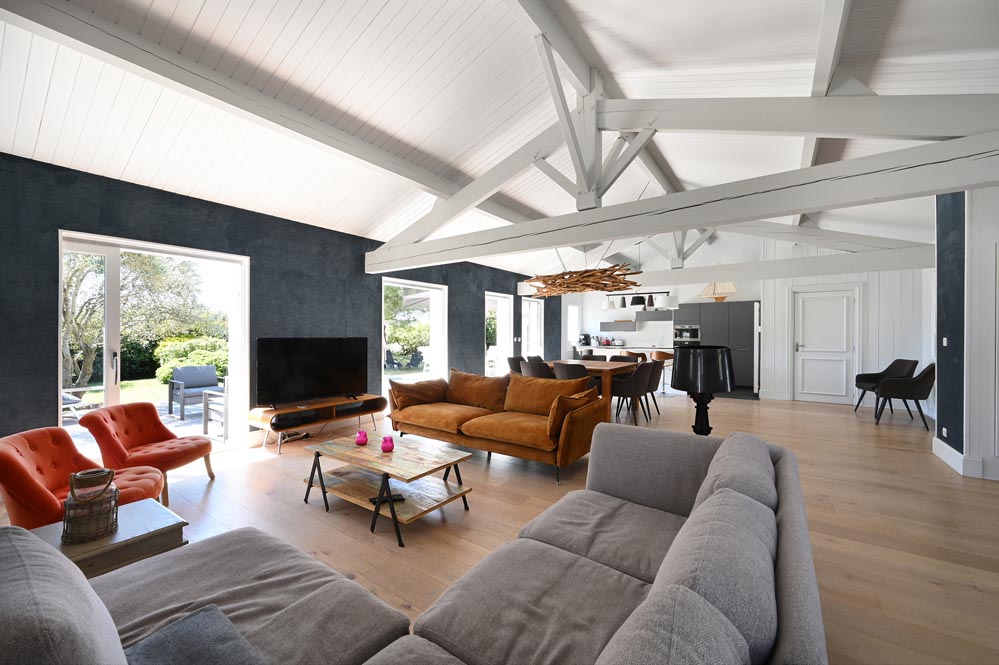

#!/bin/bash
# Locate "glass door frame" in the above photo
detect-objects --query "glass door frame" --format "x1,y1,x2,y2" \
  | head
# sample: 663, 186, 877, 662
522, 297, 545, 359
381, 277, 449, 388
484, 291, 514, 376
58, 231, 251, 439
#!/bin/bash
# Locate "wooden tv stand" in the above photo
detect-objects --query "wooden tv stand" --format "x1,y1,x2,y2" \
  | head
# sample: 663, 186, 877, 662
248, 394, 388, 454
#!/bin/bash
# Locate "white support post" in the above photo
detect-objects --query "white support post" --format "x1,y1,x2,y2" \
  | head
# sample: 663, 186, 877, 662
575, 73, 603, 210
598, 128, 656, 197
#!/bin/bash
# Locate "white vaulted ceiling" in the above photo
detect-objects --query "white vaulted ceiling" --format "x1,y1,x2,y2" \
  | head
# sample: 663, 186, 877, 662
1, 0, 998, 275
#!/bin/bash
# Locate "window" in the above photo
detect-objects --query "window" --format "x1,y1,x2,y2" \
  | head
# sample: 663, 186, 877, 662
382, 278, 448, 391
522, 298, 545, 359
485, 293, 514, 376
567, 304, 580, 346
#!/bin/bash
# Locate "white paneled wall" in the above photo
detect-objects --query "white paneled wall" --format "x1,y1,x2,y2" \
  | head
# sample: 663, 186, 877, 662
760, 240, 936, 415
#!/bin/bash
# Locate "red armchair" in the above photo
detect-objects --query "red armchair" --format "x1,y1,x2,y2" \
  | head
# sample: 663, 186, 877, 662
79, 402, 214, 506
0, 427, 164, 529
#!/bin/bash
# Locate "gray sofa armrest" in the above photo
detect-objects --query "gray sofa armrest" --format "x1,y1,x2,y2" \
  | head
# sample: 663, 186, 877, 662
168, 379, 185, 395
585, 423, 723, 516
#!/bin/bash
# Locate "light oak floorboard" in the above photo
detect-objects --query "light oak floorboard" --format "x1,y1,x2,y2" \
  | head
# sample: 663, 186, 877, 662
4, 397, 998, 665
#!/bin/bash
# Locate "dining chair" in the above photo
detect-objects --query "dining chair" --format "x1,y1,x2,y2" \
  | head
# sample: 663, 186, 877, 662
855, 359, 918, 413
875, 364, 936, 430
553, 362, 601, 393
611, 362, 655, 425
650, 351, 674, 394
507, 356, 525, 374
520, 360, 556, 379
608, 355, 634, 363
644, 359, 665, 416
581, 353, 607, 361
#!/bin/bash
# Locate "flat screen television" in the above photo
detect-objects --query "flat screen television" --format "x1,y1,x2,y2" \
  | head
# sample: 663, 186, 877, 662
256, 337, 367, 407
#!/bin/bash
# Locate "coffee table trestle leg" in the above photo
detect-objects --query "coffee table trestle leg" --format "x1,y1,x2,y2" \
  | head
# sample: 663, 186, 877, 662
304, 452, 329, 512
452, 464, 469, 511
369, 473, 405, 547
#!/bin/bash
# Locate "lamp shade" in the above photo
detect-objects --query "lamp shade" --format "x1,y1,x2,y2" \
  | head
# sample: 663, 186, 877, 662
662, 292, 679, 310
700, 282, 738, 302
629, 295, 646, 307
602, 297, 617, 310
670, 346, 735, 394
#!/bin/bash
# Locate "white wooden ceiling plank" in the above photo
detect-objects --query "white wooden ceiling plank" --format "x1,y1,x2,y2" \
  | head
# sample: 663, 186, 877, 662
255, 1, 347, 99
114, 0, 154, 36
242, 0, 325, 92
32, 45, 82, 162
127, 90, 194, 185
228, 0, 313, 86
92, 0, 124, 24
138, 0, 180, 45
148, 98, 210, 190
67, 63, 125, 171
0, 22, 31, 153
102, 78, 163, 179
214, 124, 283, 204
49, 53, 102, 167
11, 33, 57, 156
166, 106, 232, 194
183, 115, 251, 200
190, 0, 253, 68
176, 0, 226, 60
117, 86, 181, 183
86, 72, 147, 176
210, 0, 278, 77
158, 0, 207, 53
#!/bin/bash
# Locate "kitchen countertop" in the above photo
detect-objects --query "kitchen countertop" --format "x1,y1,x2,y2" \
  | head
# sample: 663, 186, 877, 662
578, 345, 675, 352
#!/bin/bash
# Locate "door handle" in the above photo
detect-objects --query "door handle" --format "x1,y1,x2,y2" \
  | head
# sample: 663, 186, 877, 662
112, 351, 119, 385
795, 342, 802, 352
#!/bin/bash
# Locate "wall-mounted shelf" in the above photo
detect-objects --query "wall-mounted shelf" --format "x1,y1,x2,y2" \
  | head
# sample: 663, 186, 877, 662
636, 310, 673, 322
600, 321, 638, 332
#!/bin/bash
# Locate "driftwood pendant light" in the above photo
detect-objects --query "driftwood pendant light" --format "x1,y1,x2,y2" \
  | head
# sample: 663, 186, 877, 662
525, 263, 642, 297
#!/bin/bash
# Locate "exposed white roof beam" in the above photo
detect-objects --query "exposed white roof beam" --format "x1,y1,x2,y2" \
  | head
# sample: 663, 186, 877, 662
597, 95, 999, 139
682, 228, 716, 261
0, 0, 530, 229
721, 220, 925, 252
365, 131, 999, 272
534, 158, 577, 197
598, 129, 656, 196
385, 123, 564, 246
503, 0, 683, 194
536, 35, 590, 189
637, 245, 934, 287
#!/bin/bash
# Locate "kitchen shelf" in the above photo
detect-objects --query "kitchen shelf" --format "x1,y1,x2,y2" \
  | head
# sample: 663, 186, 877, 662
600, 321, 638, 332
636, 310, 673, 322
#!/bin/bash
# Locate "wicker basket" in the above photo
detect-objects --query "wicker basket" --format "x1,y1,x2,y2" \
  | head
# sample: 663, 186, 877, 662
62, 468, 119, 545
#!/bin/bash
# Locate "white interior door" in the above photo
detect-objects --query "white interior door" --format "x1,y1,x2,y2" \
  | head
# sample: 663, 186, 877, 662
793, 290, 855, 404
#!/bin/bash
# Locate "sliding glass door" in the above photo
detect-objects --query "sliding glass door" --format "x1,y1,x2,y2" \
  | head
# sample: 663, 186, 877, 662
382, 278, 448, 391
522, 298, 545, 359
485, 292, 514, 376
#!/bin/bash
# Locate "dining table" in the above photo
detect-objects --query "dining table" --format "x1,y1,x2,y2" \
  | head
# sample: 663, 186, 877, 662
547, 359, 639, 422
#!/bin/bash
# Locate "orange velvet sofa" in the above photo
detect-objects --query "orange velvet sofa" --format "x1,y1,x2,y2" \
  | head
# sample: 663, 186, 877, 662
389, 369, 604, 483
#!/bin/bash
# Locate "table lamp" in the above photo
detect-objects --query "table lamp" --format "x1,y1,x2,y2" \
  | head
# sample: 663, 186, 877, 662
670, 346, 734, 435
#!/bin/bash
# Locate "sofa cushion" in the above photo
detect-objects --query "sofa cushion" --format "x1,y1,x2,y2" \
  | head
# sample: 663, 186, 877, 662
363, 636, 468, 665
519, 489, 687, 583
123, 604, 266, 665
655, 489, 778, 665
393, 403, 495, 434
547, 388, 599, 439
170, 365, 219, 389
0, 526, 127, 665
390, 378, 448, 411
504, 372, 591, 416
693, 432, 777, 511
446, 369, 509, 412
460, 412, 555, 451
415, 539, 649, 665
91, 527, 409, 665
596, 584, 750, 665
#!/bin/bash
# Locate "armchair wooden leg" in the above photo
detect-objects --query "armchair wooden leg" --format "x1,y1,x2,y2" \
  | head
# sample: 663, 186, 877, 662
854, 389, 867, 412
204, 454, 215, 480
161, 473, 169, 507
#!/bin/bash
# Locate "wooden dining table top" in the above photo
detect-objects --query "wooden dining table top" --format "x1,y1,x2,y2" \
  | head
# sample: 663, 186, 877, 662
546, 359, 637, 374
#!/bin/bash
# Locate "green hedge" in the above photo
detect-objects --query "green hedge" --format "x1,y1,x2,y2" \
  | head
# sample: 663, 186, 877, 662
154, 337, 228, 383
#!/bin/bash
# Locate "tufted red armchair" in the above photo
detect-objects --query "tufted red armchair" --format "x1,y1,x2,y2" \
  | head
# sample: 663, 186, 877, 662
79, 402, 214, 506
0, 427, 164, 529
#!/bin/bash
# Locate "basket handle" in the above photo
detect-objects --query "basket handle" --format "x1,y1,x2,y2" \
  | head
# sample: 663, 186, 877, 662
69, 469, 115, 503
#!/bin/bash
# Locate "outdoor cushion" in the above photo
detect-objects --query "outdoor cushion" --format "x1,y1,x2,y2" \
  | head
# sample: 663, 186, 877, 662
655, 489, 778, 665
0, 526, 127, 665
693, 432, 777, 511
547, 387, 599, 439
415, 538, 649, 665
504, 372, 590, 416
179, 386, 216, 398
519, 489, 687, 583
596, 584, 750, 665
92, 527, 410, 665
460, 412, 555, 451
390, 378, 448, 410
393, 403, 495, 434
363, 636, 467, 665
124, 604, 266, 665
170, 365, 219, 389
445, 369, 509, 412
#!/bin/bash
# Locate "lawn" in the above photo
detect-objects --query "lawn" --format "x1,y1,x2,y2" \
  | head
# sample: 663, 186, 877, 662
81, 378, 164, 405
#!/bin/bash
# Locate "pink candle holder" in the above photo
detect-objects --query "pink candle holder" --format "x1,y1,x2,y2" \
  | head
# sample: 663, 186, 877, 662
381, 436, 395, 453
355, 431, 368, 446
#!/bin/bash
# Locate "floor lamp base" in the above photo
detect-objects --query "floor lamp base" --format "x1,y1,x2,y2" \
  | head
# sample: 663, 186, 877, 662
690, 392, 715, 436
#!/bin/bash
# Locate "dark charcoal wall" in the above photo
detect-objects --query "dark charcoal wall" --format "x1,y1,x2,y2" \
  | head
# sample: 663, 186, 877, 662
544, 296, 562, 361
936, 192, 964, 453
0, 152, 558, 436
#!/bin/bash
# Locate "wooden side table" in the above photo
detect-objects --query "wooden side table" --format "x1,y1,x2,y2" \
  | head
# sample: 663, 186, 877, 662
30, 499, 188, 578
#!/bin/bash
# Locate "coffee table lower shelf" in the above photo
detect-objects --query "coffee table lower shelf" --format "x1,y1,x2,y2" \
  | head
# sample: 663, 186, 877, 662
305, 465, 472, 546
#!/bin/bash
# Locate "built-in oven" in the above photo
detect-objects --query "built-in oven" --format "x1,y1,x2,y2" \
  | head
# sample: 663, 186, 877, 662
673, 325, 700, 345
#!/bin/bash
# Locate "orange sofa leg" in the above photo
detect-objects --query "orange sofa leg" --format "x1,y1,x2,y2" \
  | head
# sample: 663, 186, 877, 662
204, 454, 215, 480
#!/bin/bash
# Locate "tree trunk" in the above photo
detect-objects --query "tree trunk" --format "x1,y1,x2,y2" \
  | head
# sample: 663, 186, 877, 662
75, 345, 97, 389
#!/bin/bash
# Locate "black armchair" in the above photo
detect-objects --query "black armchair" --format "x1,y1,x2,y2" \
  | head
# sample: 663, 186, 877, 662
553, 362, 601, 393
876, 364, 936, 430
521, 360, 556, 379
611, 362, 654, 425
855, 359, 918, 413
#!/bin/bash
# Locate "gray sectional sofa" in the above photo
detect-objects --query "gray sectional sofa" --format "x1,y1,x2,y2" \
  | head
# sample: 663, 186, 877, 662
0, 424, 826, 665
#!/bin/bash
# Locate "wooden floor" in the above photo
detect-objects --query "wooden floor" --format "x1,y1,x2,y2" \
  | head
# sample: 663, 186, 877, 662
5, 396, 999, 664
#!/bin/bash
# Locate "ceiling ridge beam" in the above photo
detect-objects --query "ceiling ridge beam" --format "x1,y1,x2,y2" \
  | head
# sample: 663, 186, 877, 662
637, 245, 934, 287
597, 95, 999, 139
364, 130, 999, 272
0, 0, 532, 229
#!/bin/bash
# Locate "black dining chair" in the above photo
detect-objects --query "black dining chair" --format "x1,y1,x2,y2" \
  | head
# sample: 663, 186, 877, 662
521, 360, 556, 379
611, 362, 654, 425
527, 355, 544, 365
855, 359, 918, 413
581, 353, 606, 361
875, 363, 936, 430
608, 355, 634, 363
507, 356, 525, 374
553, 362, 601, 393
644, 359, 665, 416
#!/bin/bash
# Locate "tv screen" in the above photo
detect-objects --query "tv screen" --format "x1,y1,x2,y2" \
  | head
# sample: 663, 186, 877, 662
256, 337, 367, 406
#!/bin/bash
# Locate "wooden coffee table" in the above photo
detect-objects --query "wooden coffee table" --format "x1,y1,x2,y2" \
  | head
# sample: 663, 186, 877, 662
304, 434, 472, 547
30, 499, 188, 578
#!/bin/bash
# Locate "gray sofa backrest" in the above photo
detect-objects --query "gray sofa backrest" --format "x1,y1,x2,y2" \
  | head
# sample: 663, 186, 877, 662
172, 365, 219, 389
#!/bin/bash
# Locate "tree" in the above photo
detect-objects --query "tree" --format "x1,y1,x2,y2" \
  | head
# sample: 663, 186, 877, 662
485, 309, 497, 347
61, 252, 227, 388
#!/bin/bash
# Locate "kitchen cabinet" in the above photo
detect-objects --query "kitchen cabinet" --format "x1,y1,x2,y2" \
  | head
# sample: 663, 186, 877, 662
689, 300, 758, 391
727, 302, 756, 351
731, 349, 755, 388
673, 304, 700, 325
699, 303, 729, 346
